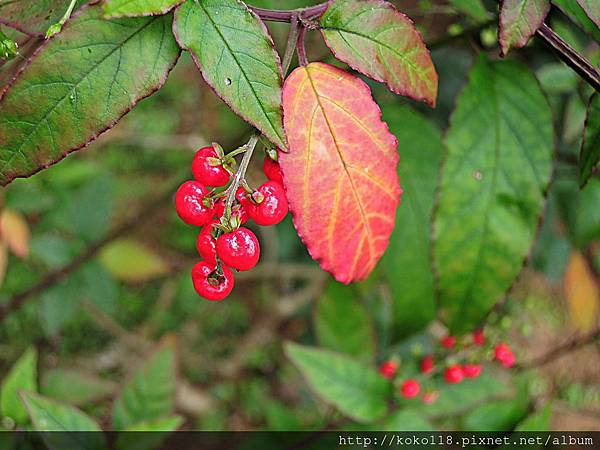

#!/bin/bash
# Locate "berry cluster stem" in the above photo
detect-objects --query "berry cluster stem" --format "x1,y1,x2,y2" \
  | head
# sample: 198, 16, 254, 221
249, 3, 329, 23
223, 133, 259, 222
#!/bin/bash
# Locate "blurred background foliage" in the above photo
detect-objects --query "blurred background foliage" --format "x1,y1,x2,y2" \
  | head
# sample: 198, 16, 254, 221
0, 0, 599, 434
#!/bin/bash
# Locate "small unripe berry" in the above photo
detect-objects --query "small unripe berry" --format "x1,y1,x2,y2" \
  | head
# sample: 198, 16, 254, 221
422, 391, 439, 405
400, 379, 420, 399
191, 261, 234, 301
441, 335, 456, 349
463, 363, 483, 378
216, 227, 260, 271
444, 364, 464, 384
379, 361, 398, 379
192, 146, 230, 187
175, 181, 214, 226
420, 355, 434, 374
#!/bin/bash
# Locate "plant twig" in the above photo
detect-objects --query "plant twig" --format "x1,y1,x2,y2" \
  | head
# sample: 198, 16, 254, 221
536, 23, 600, 92
0, 177, 182, 323
297, 26, 308, 66
518, 326, 600, 369
281, 14, 300, 75
249, 3, 330, 23
223, 133, 259, 220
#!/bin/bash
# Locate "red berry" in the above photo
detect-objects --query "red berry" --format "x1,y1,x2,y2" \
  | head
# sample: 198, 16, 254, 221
463, 363, 482, 378
444, 365, 464, 384
213, 199, 225, 218
214, 197, 248, 224
441, 335, 456, 349
192, 146, 230, 187
249, 181, 288, 226
422, 391, 439, 405
263, 156, 283, 184
494, 343, 516, 368
216, 227, 260, 271
196, 220, 218, 265
472, 329, 485, 346
420, 355, 434, 374
400, 379, 420, 399
191, 261, 234, 301
175, 181, 214, 226
379, 361, 398, 379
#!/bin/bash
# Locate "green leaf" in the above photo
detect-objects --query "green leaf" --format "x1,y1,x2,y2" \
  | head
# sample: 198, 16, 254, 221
116, 415, 184, 450
112, 335, 178, 429
173, 0, 285, 149
21, 392, 104, 450
1, 347, 37, 426
499, 0, 550, 56
434, 55, 553, 333
320, 0, 438, 106
0, 0, 87, 36
99, 239, 169, 283
38, 276, 81, 337
42, 368, 116, 407
314, 281, 376, 361
380, 104, 441, 338
449, 0, 492, 23
104, 0, 184, 18
0, 6, 180, 186
579, 93, 600, 188
552, 0, 600, 42
576, 0, 600, 28
285, 342, 390, 423
516, 403, 552, 431
378, 410, 433, 431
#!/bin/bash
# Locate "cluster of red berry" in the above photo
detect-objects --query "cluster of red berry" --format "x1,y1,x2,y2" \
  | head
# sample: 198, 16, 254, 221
174, 144, 288, 301
379, 329, 517, 402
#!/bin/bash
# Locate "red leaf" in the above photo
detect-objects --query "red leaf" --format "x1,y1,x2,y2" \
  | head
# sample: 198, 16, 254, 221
499, 0, 550, 56
280, 63, 401, 284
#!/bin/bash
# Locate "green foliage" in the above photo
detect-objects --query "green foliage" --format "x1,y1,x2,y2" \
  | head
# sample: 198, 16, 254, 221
314, 281, 376, 360
112, 335, 178, 429
99, 239, 170, 282
116, 415, 184, 450
0, 6, 180, 185
434, 55, 553, 332
173, 0, 285, 148
42, 368, 116, 407
104, 0, 184, 18
579, 93, 600, 187
285, 342, 391, 423
0, 0, 87, 35
381, 104, 441, 338
1, 347, 37, 426
552, 0, 600, 41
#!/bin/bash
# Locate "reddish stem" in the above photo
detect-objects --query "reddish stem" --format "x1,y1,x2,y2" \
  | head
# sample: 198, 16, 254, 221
297, 26, 308, 66
249, 3, 330, 22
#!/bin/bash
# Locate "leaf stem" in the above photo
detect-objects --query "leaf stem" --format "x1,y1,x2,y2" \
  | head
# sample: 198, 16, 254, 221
249, 3, 330, 23
45, 0, 77, 38
281, 14, 300, 75
297, 26, 308, 66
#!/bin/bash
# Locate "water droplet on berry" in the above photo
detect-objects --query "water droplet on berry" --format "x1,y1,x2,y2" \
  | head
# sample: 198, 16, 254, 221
473, 171, 483, 180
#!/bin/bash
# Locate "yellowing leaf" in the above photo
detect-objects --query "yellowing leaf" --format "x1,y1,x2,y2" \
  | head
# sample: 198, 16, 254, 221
0, 209, 30, 258
99, 239, 169, 282
564, 251, 599, 333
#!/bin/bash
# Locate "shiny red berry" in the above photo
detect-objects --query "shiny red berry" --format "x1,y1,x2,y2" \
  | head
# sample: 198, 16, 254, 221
249, 181, 288, 226
192, 146, 230, 187
196, 220, 218, 265
463, 363, 482, 378
444, 365, 464, 384
263, 156, 283, 184
441, 335, 456, 349
472, 329, 485, 346
494, 343, 516, 368
379, 361, 398, 379
400, 379, 420, 399
216, 227, 260, 271
175, 181, 214, 226
191, 261, 234, 301
420, 355, 434, 374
